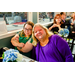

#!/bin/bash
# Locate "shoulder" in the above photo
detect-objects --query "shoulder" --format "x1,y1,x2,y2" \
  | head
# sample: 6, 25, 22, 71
49, 34, 61, 40
28, 37, 33, 43
49, 34, 63, 44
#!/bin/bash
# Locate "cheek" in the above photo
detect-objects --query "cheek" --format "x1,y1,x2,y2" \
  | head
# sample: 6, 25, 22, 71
29, 32, 32, 35
59, 19, 61, 22
34, 33, 36, 36
56, 19, 58, 22
34, 31, 40, 36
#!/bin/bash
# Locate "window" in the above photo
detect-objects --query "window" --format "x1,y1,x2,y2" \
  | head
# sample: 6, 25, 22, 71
39, 12, 54, 24
0, 12, 74, 39
0, 12, 28, 32
0, 12, 74, 33
38, 12, 75, 24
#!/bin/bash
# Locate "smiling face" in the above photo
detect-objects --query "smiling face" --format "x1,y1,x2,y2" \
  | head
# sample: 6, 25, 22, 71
72, 13, 75, 19
61, 12, 66, 20
23, 24, 32, 36
34, 26, 46, 41
55, 16, 61, 23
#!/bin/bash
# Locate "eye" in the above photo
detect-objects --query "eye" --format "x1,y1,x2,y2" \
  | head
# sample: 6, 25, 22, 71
39, 29, 42, 31
34, 31, 37, 34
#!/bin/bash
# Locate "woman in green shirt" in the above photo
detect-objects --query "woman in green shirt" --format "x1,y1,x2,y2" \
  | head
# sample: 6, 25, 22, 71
11, 21, 34, 57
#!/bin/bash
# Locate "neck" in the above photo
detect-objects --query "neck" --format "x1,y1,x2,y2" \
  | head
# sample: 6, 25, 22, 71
25, 35, 30, 37
40, 36, 49, 46
62, 19, 65, 21
73, 18, 75, 21
57, 22, 60, 25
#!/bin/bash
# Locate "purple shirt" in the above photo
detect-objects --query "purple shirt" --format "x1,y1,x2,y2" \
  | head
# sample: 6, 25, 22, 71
32, 35, 73, 62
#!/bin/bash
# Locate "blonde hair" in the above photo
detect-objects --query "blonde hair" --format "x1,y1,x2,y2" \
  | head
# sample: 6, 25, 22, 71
71, 12, 75, 18
32, 23, 53, 46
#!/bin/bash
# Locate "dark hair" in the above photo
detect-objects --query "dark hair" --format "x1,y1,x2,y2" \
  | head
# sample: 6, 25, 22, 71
60, 12, 65, 15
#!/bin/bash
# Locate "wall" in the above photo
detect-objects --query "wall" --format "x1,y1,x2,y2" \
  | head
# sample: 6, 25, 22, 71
0, 35, 32, 58
33, 12, 37, 24
0, 35, 14, 49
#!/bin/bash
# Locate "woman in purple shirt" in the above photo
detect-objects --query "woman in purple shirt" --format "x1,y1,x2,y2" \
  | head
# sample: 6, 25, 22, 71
31, 23, 73, 62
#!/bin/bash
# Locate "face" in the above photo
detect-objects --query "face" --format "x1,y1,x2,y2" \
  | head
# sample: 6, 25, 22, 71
72, 13, 75, 18
34, 26, 46, 40
23, 24, 32, 36
61, 12, 66, 20
55, 16, 61, 23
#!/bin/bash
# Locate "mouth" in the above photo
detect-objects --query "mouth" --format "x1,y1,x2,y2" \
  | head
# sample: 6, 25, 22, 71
35, 31, 43, 39
37, 34, 42, 39
38, 36, 42, 39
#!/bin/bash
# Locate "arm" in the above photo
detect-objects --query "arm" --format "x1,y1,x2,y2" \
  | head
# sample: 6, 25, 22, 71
56, 25, 61, 30
49, 24, 56, 31
48, 23, 53, 31
54, 35, 73, 62
49, 26, 53, 31
71, 22, 74, 25
11, 34, 25, 48
17, 42, 33, 53
49, 24, 61, 31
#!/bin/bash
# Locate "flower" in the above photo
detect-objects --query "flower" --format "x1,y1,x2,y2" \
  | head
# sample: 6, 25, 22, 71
2, 49, 23, 62
58, 28, 69, 37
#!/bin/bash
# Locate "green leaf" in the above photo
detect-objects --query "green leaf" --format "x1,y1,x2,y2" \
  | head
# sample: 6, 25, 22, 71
2, 52, 4, 59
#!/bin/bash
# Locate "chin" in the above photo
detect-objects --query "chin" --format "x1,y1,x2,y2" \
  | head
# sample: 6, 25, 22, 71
38, 37, 43, 40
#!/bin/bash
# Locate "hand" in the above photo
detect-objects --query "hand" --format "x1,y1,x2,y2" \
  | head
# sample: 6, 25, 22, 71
18, 43, 25, 48
52, 24, 60, 28
52, 24, 57, 27
15, 34, 19, 41
49, 24, 58, 31
15, 36, 19, 41
71, 23, 74, 25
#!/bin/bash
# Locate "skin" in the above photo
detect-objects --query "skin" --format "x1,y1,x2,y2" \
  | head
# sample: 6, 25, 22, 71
61, 12, 66, 21
49, 16, 61, 31
11, 24, 33, 52
34, 26, 49, 46
71, 13, 75, 33
71, 13, 75, 25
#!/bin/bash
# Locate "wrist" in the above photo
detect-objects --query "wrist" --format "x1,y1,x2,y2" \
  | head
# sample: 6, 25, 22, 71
16, 42, 20, 47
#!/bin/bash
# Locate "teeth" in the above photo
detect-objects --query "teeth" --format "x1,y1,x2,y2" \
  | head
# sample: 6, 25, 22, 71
34, 31, 42, 39
39, 36, 42, 38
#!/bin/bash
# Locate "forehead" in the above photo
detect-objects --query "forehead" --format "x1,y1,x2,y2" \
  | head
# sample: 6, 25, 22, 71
62, 13, 66, 15
56, 16, 61, 18
73, 13, 75, 16
34, 26, 43, 29
24, 24, 32, 28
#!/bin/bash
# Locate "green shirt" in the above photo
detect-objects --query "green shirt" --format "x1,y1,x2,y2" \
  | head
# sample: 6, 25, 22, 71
15, 33, 33, 58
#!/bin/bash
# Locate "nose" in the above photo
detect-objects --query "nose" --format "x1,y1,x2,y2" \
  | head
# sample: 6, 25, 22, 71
37, 31, 40, 34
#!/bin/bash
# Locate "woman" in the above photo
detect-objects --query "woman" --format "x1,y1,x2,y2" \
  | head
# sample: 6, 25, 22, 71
11, 21, 34, 57
49, 14, 65, 33
70, 12, 75, 37
32, 23, 73, 62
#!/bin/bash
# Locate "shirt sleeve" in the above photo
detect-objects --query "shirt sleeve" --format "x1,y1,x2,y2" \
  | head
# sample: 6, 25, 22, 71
31, 46, 36, 60
54, 35, 73, 62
